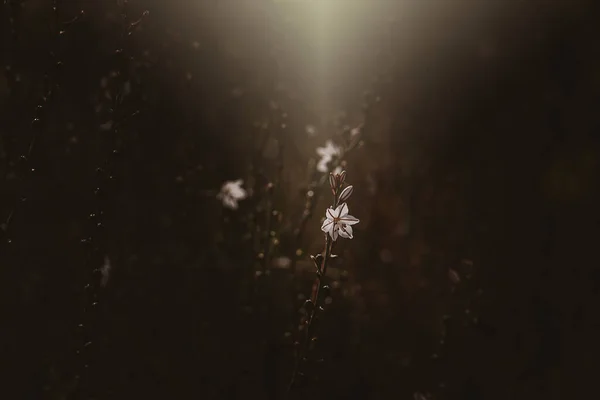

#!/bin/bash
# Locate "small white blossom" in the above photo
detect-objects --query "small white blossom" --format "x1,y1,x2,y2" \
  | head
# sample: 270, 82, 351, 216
321, 202, 359, 241
217, 179, 247, 210
316, 140, 342, 173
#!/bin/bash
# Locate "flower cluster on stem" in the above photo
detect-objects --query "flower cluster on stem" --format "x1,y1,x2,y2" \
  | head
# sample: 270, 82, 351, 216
288, 169, 359, 393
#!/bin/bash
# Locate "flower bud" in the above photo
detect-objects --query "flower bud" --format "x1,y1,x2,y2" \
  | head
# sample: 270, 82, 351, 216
329, 173, 336, 192
338, 185, 353, 203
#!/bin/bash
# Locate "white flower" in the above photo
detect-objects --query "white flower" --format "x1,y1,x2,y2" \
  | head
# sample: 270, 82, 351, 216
217, 179, 247, 209
306, 124, 318, 136
316, 140, 342, 173
321, 202, 359, 241
316, 140, 341, 160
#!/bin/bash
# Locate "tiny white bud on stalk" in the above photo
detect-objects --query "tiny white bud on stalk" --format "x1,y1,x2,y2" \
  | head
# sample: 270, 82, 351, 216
338, 185, 353, 203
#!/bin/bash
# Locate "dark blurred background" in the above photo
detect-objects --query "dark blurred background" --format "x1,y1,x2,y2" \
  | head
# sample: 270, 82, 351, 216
1, 0, 599, 399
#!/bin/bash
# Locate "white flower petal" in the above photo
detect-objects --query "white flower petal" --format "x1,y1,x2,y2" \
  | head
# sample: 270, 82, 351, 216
331, 225, 339, 241
316, 145, 328, 157
223, 196, 238, 209
317, 140, 341, 159
329, 141, 342, 156
219, 179, 247, 203
326, 207, 336, 220
330, 203, 342, 218
230, 187, 246, 199
337, 203, 349, 218
340, 214, 359, 225
339, 224, 353, 239
316, 158, 329, 173
321, 218, 334, 233
316, 143, 332, 157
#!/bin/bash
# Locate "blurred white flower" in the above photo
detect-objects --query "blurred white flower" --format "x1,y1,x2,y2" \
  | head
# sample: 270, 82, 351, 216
217, 179, 247, 210
306, 124, 318, 136
316, 140, 341, 160
321, 202, 359, 241
316, 159, 328, 173
316, 140, 341, 173
332, 165, 343, 175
